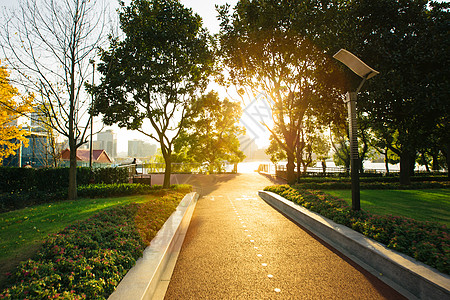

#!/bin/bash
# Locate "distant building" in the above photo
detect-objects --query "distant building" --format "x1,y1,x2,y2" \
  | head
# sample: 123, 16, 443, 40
128, 139, 157, 158
96, 130, 117, 158
59, 148, 113, 167
30, 110, 46, 132
2, 130, 53, 168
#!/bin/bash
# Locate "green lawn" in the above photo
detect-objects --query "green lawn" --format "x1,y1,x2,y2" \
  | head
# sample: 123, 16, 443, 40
325, 189, 450, 226
0, 195, 159, 280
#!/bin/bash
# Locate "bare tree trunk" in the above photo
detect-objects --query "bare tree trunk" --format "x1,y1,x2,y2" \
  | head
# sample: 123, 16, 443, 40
399, 152, 413, 185
68, 137, 77, 200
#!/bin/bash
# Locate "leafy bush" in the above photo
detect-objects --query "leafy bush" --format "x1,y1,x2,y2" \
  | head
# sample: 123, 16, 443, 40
77, 183, 164, 198
0, 168, 135, 212
91, 168, 129, 184
0, 183, 192, 213
294, 174, 448, 184
0, 189, 67, 212
0, 193, 183, 299
264, 185, 449, 274
292, 181, 449, 190
0, 167, 37, 193
0, 167, 129, 193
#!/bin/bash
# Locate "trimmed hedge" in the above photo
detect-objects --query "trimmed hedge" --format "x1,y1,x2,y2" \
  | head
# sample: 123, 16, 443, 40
0, 167, 130, 212
77, 183, 192, 198
0, 183, 192, 213
264, 185, 449, 275
0, 167, 129, 193
292, 181, 449, 190
0, 192, 183, 299
294, 174, 449, 184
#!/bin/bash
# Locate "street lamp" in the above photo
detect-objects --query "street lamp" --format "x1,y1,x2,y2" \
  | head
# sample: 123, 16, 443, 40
333, 49, 379, 211
89, 59, 95, 169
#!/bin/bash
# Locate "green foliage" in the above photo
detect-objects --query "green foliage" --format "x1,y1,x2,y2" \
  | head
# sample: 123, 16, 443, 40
0, 171, 179, 212
78, 183, 173, 198
338, 0, 450, 183
293, 180, 449, 190
0, 193, 183, 299
326, 189, 450, 226
218, 0, 346, 183
91, 167, 129, 185
174, 91, 245, 173
89, 0, 214, 188
265, 134, 287, 164
264, 185, 449, 274
0, 167, 128, 194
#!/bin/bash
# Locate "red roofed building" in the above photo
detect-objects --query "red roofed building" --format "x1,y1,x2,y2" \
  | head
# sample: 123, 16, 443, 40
60, 149, 113, 167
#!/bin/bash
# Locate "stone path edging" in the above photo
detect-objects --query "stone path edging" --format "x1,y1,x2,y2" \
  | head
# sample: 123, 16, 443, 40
109, 192, 199, 300
258, 190, 450, 300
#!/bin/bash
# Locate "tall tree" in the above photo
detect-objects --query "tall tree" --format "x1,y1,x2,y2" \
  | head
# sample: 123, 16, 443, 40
174, 91, 245, 173
1, 0, 107, 199
337, 0, 449, 184
0, 60, 33, 163
218, 0, 345, 183
90, 0, 213, 187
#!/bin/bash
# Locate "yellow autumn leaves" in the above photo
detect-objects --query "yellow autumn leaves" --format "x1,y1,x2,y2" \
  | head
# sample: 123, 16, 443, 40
0, 59, 33, 163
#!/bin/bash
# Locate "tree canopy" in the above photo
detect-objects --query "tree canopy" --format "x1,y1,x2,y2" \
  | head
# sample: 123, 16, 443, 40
174, 91, 245, 173
0, 60, 33, 163
336, 0, 450, 183
90, 0, 214, 187
218, 0, 345, 183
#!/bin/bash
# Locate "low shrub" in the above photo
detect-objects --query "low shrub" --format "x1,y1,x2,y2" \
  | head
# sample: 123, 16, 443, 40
0, 183, 191, 213
264, 185, 449, 274
0, 167, 129, 194
0, 193, 183, 299
292, 181, 449, 190
77, 183, 164, 198
0, 189, 67, 213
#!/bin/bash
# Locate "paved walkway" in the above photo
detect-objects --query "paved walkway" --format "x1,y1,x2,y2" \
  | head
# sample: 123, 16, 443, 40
160, 173, 405, 299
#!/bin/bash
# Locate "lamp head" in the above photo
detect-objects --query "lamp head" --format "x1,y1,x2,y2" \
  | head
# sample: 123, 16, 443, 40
333, 49, 379, 79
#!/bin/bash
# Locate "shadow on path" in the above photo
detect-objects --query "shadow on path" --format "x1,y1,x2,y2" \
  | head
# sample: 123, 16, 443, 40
151, 172, 286, 197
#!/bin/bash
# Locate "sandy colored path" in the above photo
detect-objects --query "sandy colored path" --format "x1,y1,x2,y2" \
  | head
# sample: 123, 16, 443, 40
158, 173, 404, 299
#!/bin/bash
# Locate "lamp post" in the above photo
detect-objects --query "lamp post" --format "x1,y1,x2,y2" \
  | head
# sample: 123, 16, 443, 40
89, 59, 95, 169
333, 49, 379, 211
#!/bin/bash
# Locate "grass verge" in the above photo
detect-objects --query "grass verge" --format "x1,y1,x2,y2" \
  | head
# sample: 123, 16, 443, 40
0, 190, 185, 299
325, 189, 450, 226
0, 188, 188, 290
264, 185, 449, 274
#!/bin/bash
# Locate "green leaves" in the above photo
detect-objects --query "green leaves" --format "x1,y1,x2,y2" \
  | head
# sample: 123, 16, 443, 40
265, 184, 449, 274
174, 91, 245, 173
0, 191, 185, 299
90, 0, 214, 187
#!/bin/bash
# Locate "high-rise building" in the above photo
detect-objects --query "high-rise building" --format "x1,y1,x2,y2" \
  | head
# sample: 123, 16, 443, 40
96, 130, 117, 158
30, 110, 45, 132
128, 139, 157, 158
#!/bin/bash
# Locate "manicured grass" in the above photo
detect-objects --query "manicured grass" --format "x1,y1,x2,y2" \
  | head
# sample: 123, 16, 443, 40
325, 189, 450, 226
0, 194, 160, 281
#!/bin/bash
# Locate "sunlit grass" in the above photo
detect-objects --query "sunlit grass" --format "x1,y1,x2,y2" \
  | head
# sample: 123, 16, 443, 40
325, 189, 450, 226
0, 195, 159, 279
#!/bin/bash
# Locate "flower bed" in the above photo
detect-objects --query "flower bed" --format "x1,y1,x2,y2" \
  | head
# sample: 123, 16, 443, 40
264, 185, 449, 275
0, 192, 183, 299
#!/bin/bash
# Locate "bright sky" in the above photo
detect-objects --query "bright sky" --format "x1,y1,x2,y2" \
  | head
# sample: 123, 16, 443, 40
0, 0, 272, 153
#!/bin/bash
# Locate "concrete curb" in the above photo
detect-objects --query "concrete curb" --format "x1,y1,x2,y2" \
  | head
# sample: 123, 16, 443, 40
109, 192, 199, 300
258, 190, 450, 300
